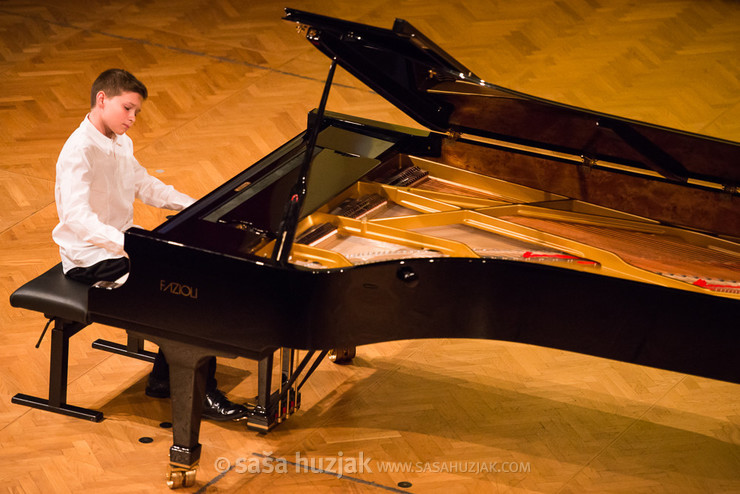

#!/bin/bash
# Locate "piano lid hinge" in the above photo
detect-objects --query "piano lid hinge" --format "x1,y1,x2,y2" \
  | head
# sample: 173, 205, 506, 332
722, 184, 738, 196
446, 130, 461, 141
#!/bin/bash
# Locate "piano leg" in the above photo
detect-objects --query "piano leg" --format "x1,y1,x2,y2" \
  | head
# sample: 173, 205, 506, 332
247, 353, 274, 431
130, 333, 214, 489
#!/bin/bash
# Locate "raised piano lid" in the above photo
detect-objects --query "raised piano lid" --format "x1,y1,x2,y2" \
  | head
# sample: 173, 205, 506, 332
283, 8, 740, 191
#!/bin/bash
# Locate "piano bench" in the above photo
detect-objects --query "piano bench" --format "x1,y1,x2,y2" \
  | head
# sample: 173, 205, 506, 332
9, 263, 155, 422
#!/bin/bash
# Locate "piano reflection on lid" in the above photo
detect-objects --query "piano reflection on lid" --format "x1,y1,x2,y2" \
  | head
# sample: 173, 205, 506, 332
83, 8, 738, 488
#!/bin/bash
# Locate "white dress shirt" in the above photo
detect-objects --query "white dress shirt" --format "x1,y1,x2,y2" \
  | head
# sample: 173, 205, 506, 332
52, 116, 195, 273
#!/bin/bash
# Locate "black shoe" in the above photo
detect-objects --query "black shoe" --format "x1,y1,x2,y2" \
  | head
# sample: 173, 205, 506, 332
145, 375, 170, 399
202, 388, 249, 422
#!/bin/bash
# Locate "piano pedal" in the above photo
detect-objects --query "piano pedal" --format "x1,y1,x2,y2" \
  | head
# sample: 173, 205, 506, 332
245, 387, 301, 432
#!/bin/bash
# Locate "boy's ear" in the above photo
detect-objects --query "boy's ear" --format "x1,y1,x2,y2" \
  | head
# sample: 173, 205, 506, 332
94, 90, 106, 108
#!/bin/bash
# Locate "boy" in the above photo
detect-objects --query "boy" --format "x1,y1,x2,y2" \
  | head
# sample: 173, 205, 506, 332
52, 68, 247, 421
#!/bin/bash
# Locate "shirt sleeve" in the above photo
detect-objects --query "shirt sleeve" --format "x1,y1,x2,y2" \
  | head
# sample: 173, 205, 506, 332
56, 150, 126, 256
131, 157, 196, 211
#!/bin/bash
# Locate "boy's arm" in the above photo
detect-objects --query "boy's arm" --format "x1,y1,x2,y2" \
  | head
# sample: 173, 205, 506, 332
132, 158, 195, 211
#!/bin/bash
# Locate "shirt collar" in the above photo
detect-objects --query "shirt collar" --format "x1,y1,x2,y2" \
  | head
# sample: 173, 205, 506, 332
82, 114, 120, 149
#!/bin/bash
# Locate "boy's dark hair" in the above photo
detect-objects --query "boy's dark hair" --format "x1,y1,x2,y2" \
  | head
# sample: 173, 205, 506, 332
90, 69, 148, 108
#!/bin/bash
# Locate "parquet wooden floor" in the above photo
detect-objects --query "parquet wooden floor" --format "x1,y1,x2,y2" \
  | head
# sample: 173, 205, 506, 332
1, 0, 739, 492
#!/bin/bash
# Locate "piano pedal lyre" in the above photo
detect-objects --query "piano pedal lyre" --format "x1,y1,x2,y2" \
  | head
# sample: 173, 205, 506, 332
278, 347, 297, 423
248, 348, 327, 432
328, 347, 356, 365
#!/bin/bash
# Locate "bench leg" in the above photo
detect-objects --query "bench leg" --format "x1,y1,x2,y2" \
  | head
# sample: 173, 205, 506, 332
12, 318, 103, 422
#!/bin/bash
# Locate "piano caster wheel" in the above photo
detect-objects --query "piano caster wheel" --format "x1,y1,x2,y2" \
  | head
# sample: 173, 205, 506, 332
166, 466, 197, 489
329, 347, 356, 365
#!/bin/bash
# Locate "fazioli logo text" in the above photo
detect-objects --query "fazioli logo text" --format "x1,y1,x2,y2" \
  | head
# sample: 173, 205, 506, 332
159, 280, 199, 299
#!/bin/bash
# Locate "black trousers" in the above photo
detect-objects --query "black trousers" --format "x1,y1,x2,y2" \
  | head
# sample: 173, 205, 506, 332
65, 257, 130, 284
64, 257, 218, 391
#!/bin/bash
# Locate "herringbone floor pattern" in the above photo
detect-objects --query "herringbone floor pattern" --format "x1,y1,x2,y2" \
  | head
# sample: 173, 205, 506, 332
1, 0, 738, 492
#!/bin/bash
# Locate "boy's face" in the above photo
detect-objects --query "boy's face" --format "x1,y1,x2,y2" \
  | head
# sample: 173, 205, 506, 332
95, 90, 143, 137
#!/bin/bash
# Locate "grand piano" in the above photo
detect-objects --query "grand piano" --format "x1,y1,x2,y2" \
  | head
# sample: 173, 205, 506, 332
85, 8, 738, 488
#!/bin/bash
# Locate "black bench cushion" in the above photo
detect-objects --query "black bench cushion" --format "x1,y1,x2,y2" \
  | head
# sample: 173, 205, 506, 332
10, 263, 89, 323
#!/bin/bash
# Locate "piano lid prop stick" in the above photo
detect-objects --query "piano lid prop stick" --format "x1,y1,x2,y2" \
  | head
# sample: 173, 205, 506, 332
272, 58, 338, 266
